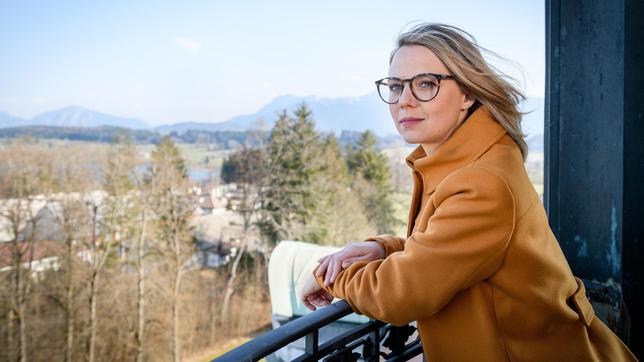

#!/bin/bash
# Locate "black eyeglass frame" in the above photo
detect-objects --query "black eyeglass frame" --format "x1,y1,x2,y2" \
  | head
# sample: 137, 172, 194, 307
374, 72, 456, 104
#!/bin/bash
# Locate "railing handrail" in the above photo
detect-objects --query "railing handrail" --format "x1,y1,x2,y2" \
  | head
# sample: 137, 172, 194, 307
213, 300, 354, 361
213, 299, 423, 362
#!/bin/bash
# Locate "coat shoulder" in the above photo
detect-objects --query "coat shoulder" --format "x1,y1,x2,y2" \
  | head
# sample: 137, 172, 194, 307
471, 135, 540, 214
474, 135, 525, 176
434, 162, 515, 209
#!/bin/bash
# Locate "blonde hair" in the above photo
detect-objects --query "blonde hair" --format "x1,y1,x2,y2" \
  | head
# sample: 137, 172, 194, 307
391, 23, 528, 160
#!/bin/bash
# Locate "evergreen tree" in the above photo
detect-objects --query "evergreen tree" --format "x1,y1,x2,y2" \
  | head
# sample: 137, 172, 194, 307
104, 134, 137, 197
150, 137, 188, 180
258, 104, 322, 244
347, 130, 398, 234
305, 134, 375, 245
347, 131, 389, 184
221, 148, 265, 187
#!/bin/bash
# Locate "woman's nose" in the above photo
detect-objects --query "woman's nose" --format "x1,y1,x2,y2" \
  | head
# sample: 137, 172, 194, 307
398, 84, 417, 107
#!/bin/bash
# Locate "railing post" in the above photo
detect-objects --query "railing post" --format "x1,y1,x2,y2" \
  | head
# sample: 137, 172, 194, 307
305, 330, 319, 357
363, 324, 380, 361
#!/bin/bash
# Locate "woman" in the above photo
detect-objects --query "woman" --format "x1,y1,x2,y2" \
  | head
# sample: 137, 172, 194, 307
301, 23, 636, 361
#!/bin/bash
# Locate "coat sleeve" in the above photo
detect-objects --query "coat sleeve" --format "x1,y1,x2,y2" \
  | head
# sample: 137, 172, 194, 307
314, 166, 516, 326
363, 235, 406, 256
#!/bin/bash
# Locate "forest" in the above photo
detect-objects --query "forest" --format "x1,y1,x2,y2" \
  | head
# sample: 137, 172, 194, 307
0, 104, 402, 361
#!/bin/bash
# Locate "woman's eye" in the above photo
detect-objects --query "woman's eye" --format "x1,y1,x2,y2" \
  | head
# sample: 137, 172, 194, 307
418, 81, 437, 89
388, 84, 403, 92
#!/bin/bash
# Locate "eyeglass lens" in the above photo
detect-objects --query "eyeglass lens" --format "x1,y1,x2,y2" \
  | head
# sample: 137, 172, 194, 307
377, 74, 440, 104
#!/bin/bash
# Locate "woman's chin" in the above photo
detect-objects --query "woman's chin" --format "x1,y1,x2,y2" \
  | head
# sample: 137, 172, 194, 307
398, 133, 427, 145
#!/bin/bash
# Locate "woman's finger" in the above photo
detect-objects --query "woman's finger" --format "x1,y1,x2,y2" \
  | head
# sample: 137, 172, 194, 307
341, 254, 371, 268
324, 258, 336, 286
329, 256, 343, 284
316, 255, 331, 277
324, 292, 334, 303
341, 256, 360, 268
308, 290, 324, 306
317, 255, 329, 264
303, 297, 316, 311
311, 294, 329, 307
320, 291, 333, 305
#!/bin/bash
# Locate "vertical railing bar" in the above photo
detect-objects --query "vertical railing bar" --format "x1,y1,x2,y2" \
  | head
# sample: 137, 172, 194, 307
305, 330, 319, 356
365, 322, 381, 362
293, 320, 383, 362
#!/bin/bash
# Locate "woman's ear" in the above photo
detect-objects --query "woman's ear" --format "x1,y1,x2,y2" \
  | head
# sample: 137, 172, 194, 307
461, 93, 476, 111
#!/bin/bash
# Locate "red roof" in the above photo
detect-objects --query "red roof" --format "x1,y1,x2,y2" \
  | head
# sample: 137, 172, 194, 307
0, 240, 64, 269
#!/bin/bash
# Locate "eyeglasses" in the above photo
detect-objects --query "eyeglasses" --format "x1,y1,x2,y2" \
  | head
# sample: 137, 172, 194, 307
375, 72, 456, 104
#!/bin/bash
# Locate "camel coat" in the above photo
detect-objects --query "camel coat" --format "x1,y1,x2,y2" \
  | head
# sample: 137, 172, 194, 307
315, 106, 636, 361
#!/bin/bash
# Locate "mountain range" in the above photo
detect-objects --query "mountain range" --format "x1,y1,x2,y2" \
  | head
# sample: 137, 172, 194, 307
0, 106, 148, 129
0, 93, 545, 138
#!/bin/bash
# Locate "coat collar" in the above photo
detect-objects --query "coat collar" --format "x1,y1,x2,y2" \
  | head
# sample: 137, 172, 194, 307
405, 106, 508, 196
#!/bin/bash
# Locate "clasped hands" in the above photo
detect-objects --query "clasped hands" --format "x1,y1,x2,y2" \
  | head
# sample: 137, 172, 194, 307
301, 241, 385, 311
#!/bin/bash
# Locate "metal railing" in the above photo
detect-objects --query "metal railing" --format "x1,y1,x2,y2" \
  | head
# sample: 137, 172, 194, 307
213, 300, 423, 362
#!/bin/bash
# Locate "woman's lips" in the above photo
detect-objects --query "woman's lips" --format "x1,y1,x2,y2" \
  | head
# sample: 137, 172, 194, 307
399, 117, 424, 126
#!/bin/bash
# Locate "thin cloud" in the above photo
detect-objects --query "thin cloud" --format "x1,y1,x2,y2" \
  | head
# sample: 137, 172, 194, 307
173, 36, 202, 52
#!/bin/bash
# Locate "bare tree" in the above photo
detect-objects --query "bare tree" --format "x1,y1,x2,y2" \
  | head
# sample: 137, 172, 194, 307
51, 158, 95, 362
84, 199, 103, 362
0, 134, 280, 361
54, 195, 89, 362
219, 124, 268, 323
219, 144, 267, 322
81, 135, 140, 362
135, 200, 148, 362
1, 198, 37, 362
0, 141, 55, 362
147, 137, 194, 362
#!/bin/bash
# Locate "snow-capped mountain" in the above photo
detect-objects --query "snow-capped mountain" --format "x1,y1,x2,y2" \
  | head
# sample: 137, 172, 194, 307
0, 111, 27, 128
17, 106, 148, 129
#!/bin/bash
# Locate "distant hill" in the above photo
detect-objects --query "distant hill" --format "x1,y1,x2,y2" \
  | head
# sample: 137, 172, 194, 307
0, 111, 27, 128
155, 93, 397, 136
0, 106, 148, 129
1, 94, 545, 140
156, 93, 545, 139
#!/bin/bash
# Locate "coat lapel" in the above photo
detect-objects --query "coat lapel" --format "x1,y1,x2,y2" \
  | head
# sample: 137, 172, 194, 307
404, 106, 510, 236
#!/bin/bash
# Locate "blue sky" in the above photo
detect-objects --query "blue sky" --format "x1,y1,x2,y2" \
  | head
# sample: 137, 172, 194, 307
0, 1, 544, 125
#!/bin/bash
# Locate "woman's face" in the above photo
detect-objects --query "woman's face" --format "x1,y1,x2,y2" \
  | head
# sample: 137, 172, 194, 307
388, 45, 474, 152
